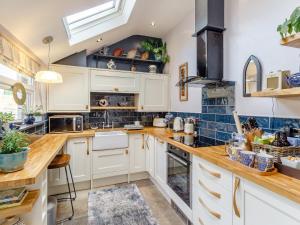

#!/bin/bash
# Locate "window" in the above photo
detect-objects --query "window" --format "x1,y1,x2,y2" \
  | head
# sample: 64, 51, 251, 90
63, 0, 136, 45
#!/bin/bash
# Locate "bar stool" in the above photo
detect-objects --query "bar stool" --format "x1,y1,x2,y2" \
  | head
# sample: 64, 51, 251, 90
48, 153, 77, 223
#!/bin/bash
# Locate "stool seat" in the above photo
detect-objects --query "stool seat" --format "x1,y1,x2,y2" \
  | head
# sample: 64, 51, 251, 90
48, 154, 71, 169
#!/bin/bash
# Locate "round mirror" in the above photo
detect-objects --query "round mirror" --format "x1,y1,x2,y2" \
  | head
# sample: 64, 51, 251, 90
243, 55, 262, 97
12, 82, 26, 105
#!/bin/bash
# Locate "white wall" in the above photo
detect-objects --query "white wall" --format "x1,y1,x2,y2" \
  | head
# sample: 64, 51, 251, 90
165, 0, 300, 118
163, 9, 202, 113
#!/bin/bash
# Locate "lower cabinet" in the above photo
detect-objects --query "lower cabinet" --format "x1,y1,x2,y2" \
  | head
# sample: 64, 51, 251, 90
145, 135, 155, 177
92, 149, 129, 179
129, 134, 146, 173
233, 176, 300, 225
154, 137, 167, 188
48, 138, 91, 186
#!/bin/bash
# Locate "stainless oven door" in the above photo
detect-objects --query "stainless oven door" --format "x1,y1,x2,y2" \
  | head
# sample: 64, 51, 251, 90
167, 151, 191, 207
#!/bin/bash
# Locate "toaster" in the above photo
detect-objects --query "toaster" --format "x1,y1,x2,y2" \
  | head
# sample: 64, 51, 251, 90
153, 118, 167, 127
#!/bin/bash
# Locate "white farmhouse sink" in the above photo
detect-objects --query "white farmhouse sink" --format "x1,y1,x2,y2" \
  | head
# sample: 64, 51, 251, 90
93, 131, 128, 150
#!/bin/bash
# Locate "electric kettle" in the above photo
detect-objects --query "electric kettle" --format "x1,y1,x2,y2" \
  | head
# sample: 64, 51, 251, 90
173, 117, 183, 132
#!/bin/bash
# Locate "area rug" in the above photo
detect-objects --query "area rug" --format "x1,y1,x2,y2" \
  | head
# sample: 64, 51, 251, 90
88, 184, 159, 225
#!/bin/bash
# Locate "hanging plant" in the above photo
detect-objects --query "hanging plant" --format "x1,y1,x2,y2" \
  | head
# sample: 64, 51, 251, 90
277, 7, 300, 38
140, 39, 170, 64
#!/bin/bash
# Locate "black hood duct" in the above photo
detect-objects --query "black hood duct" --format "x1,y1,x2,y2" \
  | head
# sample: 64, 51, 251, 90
183, 0, 225, 86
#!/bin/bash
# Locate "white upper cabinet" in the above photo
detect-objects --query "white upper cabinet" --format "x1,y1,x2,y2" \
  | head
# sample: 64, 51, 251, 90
138, 74, 169, 112
90, 69, 140, 93
47, 65, 90, 112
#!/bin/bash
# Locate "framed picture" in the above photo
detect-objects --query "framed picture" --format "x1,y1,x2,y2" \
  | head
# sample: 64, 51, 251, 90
179, 63, 188, 101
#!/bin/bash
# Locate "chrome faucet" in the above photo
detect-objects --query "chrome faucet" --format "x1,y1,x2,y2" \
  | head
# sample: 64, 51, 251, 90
102, 110, 114, 129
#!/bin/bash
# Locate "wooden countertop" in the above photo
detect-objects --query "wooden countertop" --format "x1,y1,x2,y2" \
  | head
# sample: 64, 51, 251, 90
0, 128, 300, 205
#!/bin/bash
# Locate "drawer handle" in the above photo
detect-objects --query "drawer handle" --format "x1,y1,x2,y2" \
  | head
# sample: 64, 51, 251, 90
233, 177, 241, 218
114, 87, 119, 92
198, 217, 205, 225
74, 141, 86, 144
198, 197, 221, 220
198, 179, 221, 199
198, 163, 221, 179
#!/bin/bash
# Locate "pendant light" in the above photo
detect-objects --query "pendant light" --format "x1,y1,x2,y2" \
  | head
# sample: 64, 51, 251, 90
35, 36, 63, 83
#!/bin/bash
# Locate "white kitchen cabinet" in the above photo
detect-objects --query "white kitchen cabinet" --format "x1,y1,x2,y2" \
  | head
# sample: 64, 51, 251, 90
47, 65, 90, 112
66, 138, 91, 183
154, 137, 167, 188
129, 134, 146, 173
0, 36, 13, 60
90, 69, 140, 93
92, 149, 129, 179
233, 176, 300, 225
137, 74, 169, 112
145, 135, 155, 177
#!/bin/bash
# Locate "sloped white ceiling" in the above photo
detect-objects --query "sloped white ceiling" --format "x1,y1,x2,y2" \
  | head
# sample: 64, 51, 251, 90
0, 0, 194, 63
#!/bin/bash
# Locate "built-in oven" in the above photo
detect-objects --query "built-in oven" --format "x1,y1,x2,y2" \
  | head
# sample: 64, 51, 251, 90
167, 144, 192, 208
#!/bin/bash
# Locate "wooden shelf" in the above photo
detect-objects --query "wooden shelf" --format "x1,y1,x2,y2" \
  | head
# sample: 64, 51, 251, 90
251, 87, 300, 97
93, 54, 163, 65
0, 190, 40, 218
90, 106, 138, 110
281, 33, 300, 48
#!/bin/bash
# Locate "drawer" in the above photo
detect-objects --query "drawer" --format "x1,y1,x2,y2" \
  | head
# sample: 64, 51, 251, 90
193, 156, 232, 191
193, 174, 232, 213
193, 192, 232, 225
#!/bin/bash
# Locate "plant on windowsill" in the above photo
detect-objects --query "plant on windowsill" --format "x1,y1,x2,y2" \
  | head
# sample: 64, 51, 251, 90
23, 105, 43, 125
0, 131, 30, 173
140, 39, 170, 64
0, 112, 14, 132
277, 7, 300, 39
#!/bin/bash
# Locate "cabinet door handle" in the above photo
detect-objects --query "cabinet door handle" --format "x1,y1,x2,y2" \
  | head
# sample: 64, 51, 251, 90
198, 197, 221, 220
125, 149, 129, 155
86, 138, 89, 155
73, 141, 86, 144
198, 163, 221, 179
142, 134, 145, 149
233, 177, 241, 218
114, 87, 119, 92
198, 179, 221, 199
198, 217, 205, 225
85, 105, 89, 110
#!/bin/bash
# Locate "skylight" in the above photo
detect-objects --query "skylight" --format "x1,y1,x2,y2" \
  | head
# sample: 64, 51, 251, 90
63, 0, 136, 45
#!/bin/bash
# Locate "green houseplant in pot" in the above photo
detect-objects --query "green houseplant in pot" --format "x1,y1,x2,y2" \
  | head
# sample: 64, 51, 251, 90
0, 112, 14, 131
140, 39, 170, 63
0, 131, 29, 173
277, 7, 300, 38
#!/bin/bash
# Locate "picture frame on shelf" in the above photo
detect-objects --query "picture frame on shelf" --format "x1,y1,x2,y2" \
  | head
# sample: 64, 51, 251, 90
179, 62, 188, 101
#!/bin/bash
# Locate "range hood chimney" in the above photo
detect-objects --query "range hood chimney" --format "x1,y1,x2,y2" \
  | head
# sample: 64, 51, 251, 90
184, 0, 225, 86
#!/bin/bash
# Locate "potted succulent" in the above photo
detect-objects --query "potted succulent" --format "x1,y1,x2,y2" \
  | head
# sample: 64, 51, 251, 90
0, 112, 14, 131
0, 131, 29, 173
140, 39, 170, 63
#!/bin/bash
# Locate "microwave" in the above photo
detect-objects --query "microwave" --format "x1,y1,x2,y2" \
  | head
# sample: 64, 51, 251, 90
49, 115, 83, 133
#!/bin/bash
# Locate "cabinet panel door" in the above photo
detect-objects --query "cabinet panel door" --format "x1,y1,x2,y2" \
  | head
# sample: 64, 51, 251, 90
145, 135, 155, 177
90, 69, 140, 93
0, 37, 13, 60
48, 65, 89, 112
67, 138, 91, 183
154, 138, 167, 187
92, 149, 129, 178
129, 134, 146, 173
233, 177, 300, 225
139, 75, 169, 112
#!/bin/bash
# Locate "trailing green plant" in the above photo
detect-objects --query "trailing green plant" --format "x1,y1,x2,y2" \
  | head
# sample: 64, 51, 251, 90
140, 39, 170, 64
0, 131, 29, 154
0, 112, 14, 124
277, 7, 300, 38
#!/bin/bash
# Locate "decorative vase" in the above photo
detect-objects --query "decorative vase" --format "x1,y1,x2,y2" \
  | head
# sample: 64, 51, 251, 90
24, 114, 35, 125
286, 73, 300, 87
0, 148, 29, 173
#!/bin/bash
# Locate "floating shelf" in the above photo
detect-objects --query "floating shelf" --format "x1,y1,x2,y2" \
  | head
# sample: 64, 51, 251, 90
94, 54, 164, 65
90, 106, 138, 110
251, 87, 300, 97
0, 190, 40, 218
280, 33, 300, 48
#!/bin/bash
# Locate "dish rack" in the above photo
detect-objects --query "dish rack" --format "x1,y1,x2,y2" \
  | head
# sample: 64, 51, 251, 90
252, 143, 300, 163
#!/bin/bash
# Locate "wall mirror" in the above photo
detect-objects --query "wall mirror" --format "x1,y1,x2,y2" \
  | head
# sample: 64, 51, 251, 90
12, 82, 26, 105
243, 55, 262, 97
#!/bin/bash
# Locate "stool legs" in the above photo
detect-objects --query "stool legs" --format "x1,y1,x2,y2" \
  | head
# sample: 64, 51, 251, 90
68, 165, 77, 200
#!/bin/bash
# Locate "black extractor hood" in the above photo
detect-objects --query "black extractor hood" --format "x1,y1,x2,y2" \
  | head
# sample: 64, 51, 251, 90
184, 0, 225, 86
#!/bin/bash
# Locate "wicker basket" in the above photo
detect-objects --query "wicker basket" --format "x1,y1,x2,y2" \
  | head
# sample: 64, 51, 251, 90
252, 143, 300, 163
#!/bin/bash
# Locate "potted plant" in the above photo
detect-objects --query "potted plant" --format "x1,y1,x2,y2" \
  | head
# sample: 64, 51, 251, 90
0, 131, 29, 173
0, 112, 14, 131
23, 105, 43, 124
277, 7, 300, 38
140, 39, 170, 63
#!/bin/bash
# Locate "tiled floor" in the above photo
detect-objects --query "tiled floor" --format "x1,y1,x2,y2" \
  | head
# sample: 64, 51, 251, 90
57, 179, 185, 225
